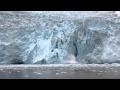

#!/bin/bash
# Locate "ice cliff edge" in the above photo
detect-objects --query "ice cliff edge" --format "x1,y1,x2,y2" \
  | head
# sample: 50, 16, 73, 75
0, 11, 120, 64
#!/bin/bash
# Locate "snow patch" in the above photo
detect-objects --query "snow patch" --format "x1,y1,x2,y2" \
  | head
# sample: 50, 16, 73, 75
115, 11, 120, 17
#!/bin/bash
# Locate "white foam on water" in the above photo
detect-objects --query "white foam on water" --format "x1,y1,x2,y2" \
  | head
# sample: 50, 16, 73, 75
33, 72, 42, 75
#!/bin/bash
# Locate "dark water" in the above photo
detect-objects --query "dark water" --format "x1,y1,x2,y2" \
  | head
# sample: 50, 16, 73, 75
0, 67, 120, 79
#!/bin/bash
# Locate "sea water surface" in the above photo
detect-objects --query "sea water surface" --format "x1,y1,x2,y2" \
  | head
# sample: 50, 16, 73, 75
0, 64, 120, 79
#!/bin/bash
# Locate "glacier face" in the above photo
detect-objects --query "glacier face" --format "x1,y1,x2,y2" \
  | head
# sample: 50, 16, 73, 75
0, 11, 120, 64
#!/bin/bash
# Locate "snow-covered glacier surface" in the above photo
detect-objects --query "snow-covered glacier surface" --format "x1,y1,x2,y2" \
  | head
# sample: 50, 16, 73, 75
0, 11, 120, 64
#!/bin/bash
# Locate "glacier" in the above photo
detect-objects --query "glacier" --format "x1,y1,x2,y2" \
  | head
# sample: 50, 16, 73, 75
0, 11, 120, 64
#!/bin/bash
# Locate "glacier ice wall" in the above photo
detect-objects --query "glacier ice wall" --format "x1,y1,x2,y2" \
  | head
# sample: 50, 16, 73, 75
0, 11, 120, 64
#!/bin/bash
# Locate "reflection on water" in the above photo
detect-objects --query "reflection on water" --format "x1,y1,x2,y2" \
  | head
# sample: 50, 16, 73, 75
0, 68, 120, 79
